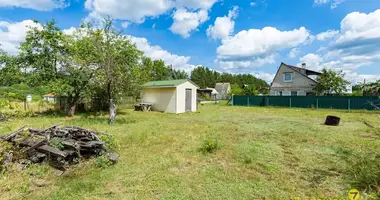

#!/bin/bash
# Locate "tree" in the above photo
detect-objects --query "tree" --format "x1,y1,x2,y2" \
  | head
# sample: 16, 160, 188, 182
19, 20, 68, 87
18, 21, 97, 116
170, 68, 188, 80
88, 18, 143, 124
191, 66, 269, 90
229, 84, 243, 95
314, 68, 350, 95
0, 49, 24, 86
357, 80, 380, 96
191, 66, 207, 88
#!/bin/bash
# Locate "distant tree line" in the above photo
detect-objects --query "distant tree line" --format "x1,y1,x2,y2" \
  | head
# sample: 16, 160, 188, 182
190, 66, 269, 95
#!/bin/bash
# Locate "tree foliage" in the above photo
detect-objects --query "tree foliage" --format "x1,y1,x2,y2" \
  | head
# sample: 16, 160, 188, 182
141, 57, 188, 81
0, 49, 24, 85
313, 68, 350, 95
355, 80, 380, 96
19, 20, 68, 87
190, 66, 268, 95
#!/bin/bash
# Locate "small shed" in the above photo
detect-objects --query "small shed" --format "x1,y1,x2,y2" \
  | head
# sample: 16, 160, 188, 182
197, 88, 219, 100
142, 79, 199, 113
43, 93, 56, 102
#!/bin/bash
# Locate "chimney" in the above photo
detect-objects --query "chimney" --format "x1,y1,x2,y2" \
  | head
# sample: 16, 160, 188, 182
302, 63, 306, 69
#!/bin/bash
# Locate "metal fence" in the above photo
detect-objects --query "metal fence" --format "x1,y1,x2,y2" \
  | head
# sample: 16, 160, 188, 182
232, 95, 380, 110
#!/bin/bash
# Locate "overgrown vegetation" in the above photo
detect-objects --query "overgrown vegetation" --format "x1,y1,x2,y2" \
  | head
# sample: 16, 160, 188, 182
94, 155, 113, 168
345, 151, 380, 193
0, 100, 35, 120
199, 136, 222, 153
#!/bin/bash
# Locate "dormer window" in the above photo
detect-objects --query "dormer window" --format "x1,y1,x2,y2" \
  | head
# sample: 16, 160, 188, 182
283, 72, 293, 82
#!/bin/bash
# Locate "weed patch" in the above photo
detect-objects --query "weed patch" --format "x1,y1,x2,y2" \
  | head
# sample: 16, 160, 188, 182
199, 137, 222, 154
345, 151, 380, 192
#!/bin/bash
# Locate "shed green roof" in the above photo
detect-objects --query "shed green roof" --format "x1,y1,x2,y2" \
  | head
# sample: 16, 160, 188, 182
143, 79, 199, 88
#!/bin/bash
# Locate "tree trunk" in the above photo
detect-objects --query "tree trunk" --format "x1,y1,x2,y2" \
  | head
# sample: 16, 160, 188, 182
67, 104, 76, 117
109, 99, 116, 124
66, 94, 80, 117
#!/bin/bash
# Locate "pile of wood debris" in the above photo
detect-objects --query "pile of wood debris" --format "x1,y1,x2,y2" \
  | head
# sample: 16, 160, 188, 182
0, 124, 119, 171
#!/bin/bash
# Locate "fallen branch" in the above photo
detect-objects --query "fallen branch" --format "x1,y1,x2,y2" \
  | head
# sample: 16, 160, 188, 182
2, 125, 27, 142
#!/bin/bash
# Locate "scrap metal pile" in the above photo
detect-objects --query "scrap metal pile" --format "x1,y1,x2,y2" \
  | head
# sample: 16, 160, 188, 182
0, 124, 119, 171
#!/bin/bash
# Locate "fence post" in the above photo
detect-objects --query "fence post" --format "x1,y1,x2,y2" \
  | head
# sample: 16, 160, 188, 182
247, 97, 250, 107
290, 98, 292, 108
231, 94, 234, 106
348, 99, 351, 113
316, 98, 319, 109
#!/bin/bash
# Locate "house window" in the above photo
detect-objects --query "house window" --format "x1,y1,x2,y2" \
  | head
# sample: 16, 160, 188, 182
283, 72, 292, 82
291, 91, 297, 96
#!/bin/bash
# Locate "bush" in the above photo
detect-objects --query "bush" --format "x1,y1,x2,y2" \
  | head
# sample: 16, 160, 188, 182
0, 100, 36, 119
95, 155, 112, 168
345, 151, 380, 193
99, 134, 119, 151
199, 137, 221, 153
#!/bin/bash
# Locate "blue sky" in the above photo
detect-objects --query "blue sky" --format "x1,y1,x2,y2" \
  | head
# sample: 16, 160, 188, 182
1, 0, 380, 83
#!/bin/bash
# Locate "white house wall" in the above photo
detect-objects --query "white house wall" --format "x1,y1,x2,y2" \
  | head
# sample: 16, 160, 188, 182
142, 88, 177, 113
270, 64, 317, 94
176, 81, 198, 113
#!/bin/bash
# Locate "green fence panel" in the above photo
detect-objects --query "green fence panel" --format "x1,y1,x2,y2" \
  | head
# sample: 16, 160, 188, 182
289, 96, 318, 108
232, 95, 379, 110
267, 96, 290, 107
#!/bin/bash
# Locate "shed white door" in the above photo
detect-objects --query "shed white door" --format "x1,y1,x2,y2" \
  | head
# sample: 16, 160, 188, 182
185, 89, 192, 112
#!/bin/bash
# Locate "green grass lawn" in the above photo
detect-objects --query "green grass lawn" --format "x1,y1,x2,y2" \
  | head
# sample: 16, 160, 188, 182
1, 104, 380, 199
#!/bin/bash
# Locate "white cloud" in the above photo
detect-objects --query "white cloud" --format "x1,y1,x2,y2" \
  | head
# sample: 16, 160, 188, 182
344, 71, 380, 84
84, 0, 173, 23
219, 54, 276, 71
206, 6, 238, 40
126, 35, 195, 72
316, 30, 339, 41
85, 0, 218, 37
0, 20, 42, 55
299, 53, 323, 71
331, 0, 345, 9
84, 0, 218, 25
314, 0, 329, 4
217, 26, 310, 61
252, 72, 275, 83
169, 8, 209, 38
121, 21, 130, 28
0, 0, 68, 11
175, 0, 217, 10
313, 0, 345, 9
320, 9, 380, 71
337, 9, 380, 44
214, 26, 311, 73
250, 2, 256, 6
297, 9, 380, 84
288, 48, 300, 58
